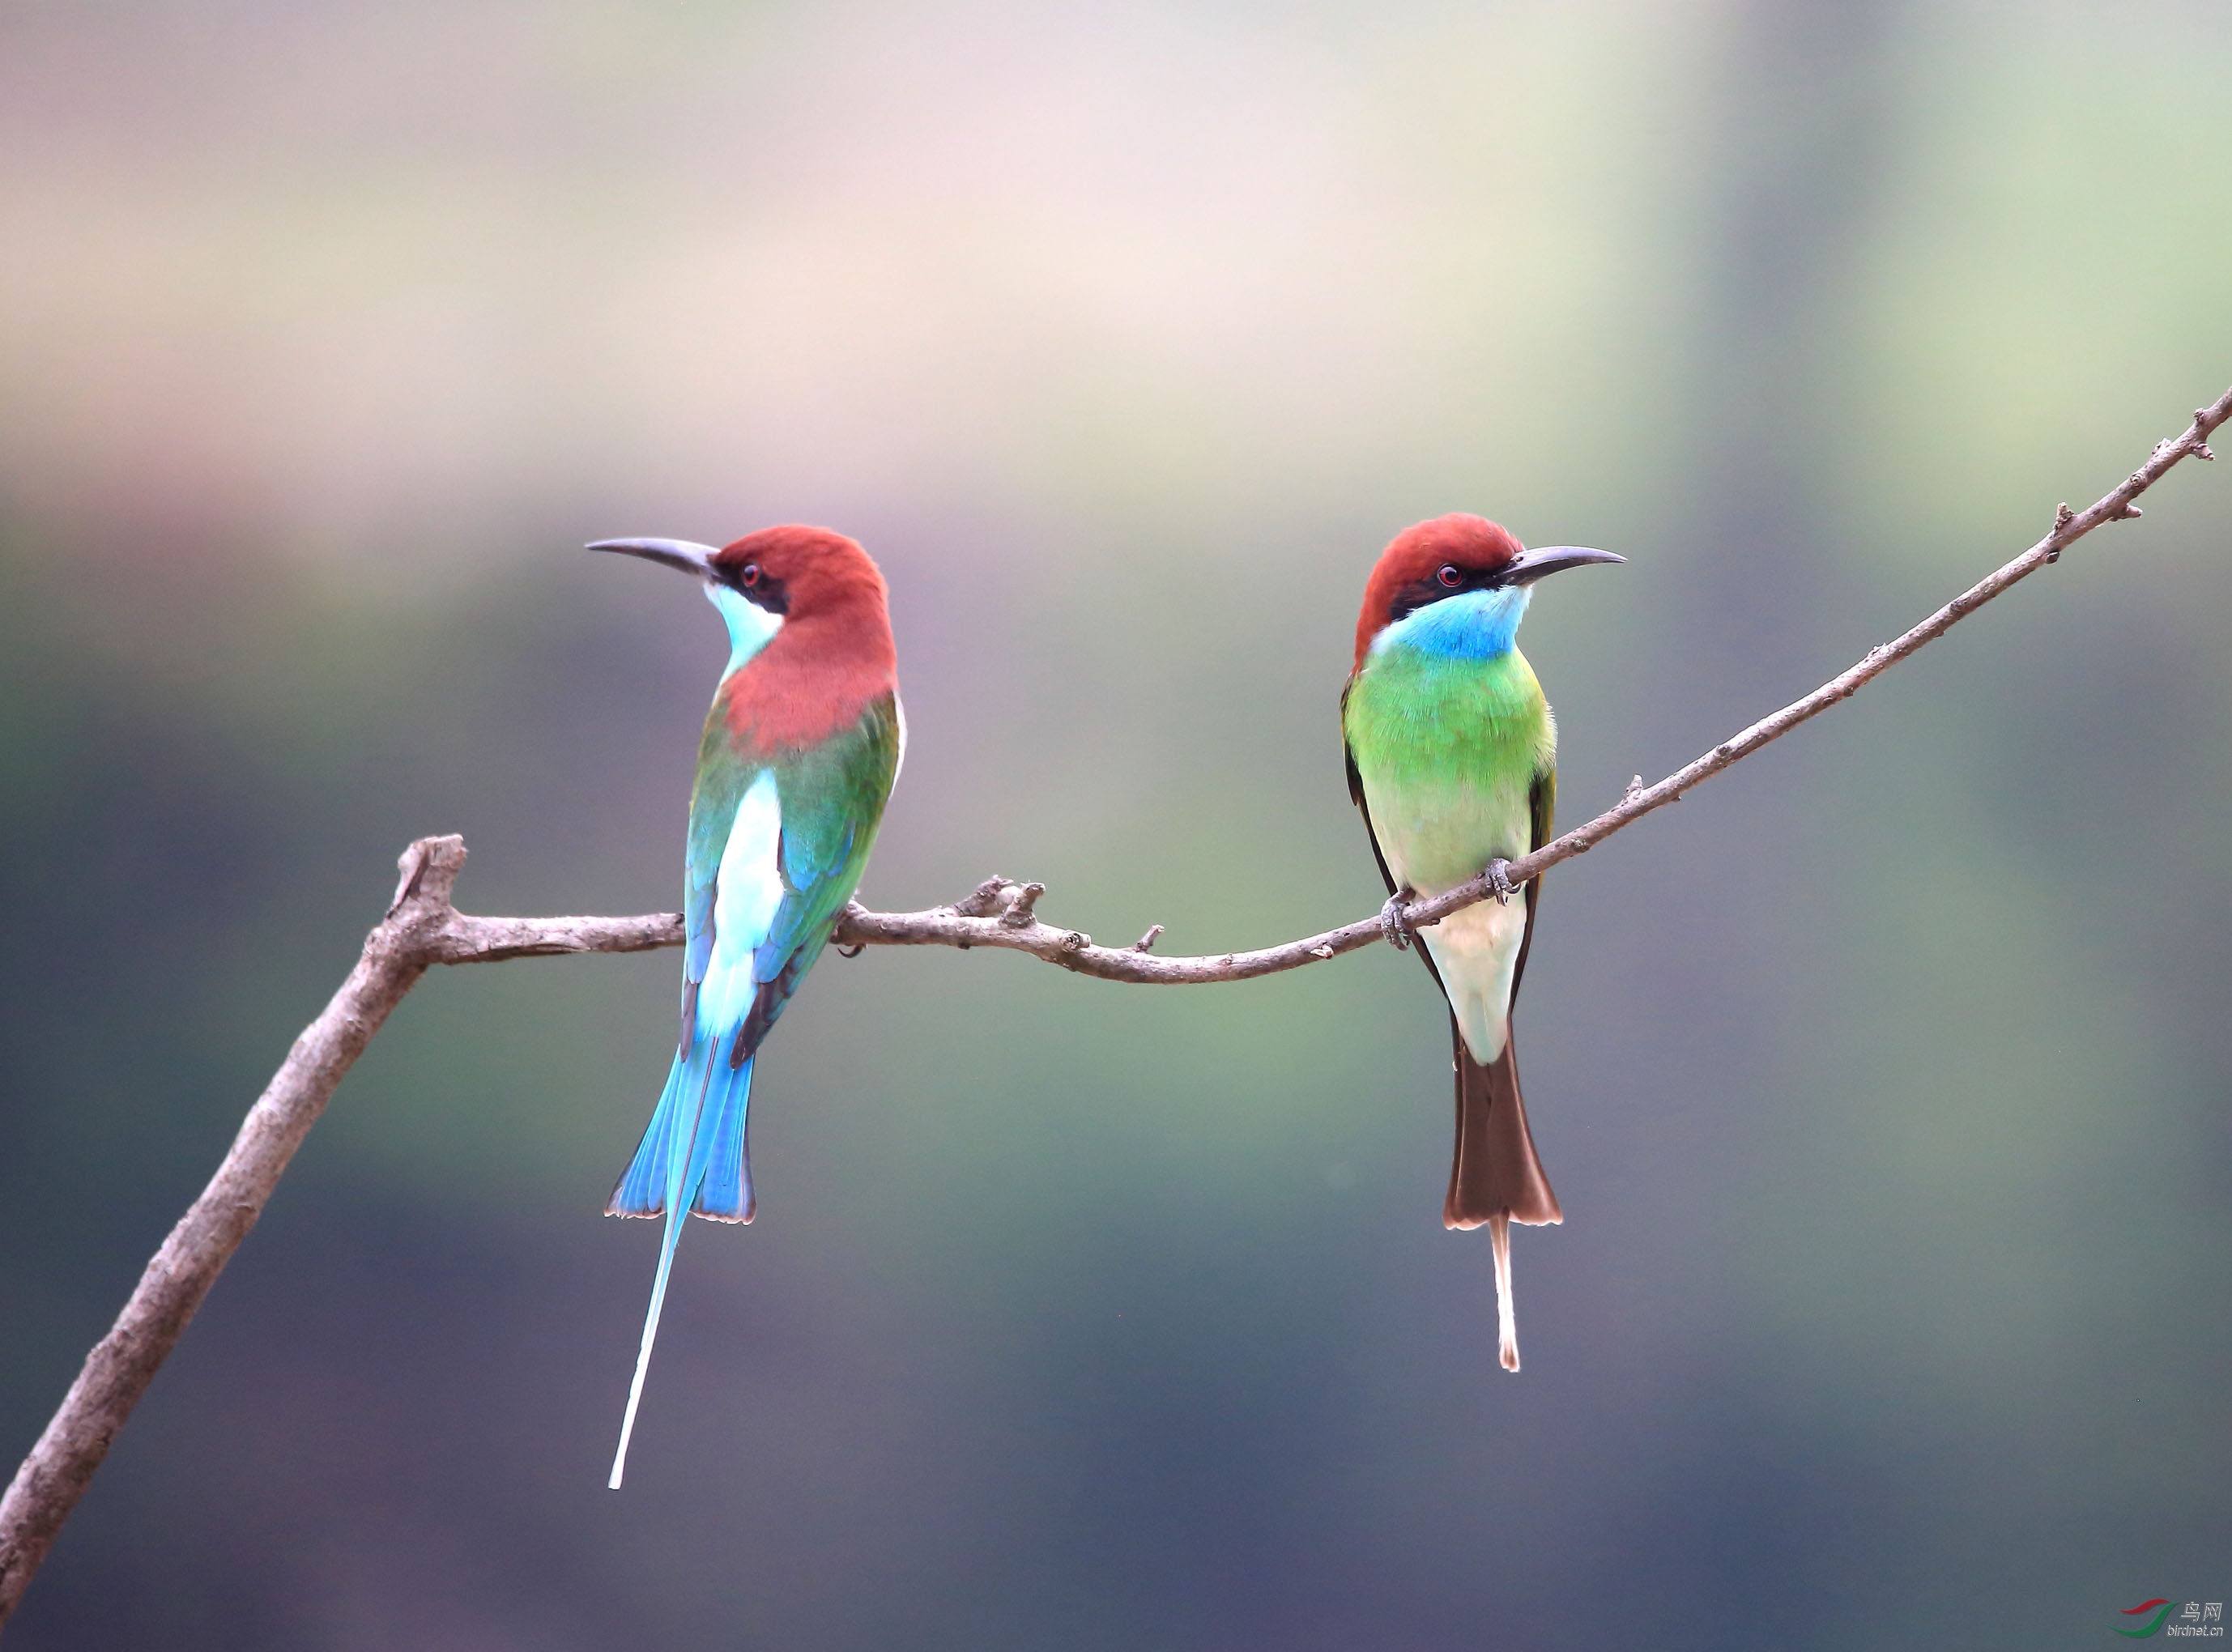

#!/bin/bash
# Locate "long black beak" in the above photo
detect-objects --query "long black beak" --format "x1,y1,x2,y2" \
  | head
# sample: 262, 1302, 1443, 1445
1505, 545, 1625, 585
587, 538, 720, 578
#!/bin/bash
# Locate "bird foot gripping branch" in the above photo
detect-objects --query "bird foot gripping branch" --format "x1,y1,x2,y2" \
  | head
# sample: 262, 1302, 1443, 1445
1378, 859, 1517, 953
1483, 860, 1518, 906
1378, 889, 1416, 951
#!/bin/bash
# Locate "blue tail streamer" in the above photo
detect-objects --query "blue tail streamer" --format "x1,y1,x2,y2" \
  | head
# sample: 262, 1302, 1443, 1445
607, 1030, 756, 1487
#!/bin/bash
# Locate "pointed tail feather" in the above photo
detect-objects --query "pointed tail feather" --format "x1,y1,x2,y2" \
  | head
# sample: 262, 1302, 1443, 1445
610, 1202, 687, 1488
1488, 1214, 1519, 1371
609, 1034, 739, 1488
607, 1030, 760, 1484
610, 1064, 705, 1488
1445, 1028, 1560, 1373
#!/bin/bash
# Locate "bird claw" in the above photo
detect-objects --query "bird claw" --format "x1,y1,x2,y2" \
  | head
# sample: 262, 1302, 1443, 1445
1379, 890, 1416, 951
1484, 861, 1517, 905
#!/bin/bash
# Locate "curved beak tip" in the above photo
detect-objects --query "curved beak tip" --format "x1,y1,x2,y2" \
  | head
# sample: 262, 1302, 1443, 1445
586, 538, 720, 577
1509, 545, 1625, 585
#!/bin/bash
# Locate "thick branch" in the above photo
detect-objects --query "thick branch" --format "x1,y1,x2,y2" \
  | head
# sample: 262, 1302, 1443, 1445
0, 838, 441, 1622
2, 384, 2224, 1629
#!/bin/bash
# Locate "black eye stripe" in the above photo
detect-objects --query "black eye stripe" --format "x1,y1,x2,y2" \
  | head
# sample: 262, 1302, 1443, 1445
1386, 563, 1512, 624
718, 561, 790, 614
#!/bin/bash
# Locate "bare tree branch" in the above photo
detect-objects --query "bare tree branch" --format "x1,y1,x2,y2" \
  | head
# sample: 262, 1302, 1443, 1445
0, 838, 687, 1627
3, 384, 2225, 1629
1, 836, 441, 1624
823, 383, 2232, 981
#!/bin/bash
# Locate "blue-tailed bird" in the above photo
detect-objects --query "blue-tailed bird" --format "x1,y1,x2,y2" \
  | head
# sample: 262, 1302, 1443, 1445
1340, 514, 1621, 1372
590, 525, 902, 1487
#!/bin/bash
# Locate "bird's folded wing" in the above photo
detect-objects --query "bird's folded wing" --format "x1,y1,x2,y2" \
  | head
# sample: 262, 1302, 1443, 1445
732, 694, 905, 1055
1510, 765, 1554, 1004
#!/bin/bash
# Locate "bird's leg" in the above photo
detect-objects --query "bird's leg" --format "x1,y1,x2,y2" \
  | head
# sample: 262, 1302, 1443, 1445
1484, 860, 1518, 905
1379, 888, 1416, 951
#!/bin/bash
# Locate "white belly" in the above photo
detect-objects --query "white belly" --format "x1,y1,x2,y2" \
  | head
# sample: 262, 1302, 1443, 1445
1414, 884, 1527, 1065
1365, 769, 1535, 1067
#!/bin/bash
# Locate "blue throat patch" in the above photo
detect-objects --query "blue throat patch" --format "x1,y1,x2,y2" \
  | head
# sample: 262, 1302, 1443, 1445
705, 583, 784, 675
1372, 586, 1531, 661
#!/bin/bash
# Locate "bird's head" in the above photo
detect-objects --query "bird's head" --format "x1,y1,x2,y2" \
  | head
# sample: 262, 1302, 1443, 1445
1352, 513, 1622, 671
590, 524, 892, 674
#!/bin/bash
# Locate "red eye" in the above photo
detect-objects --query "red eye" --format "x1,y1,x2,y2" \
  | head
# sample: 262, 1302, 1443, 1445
740, 564, 762, 588
1437, 564, 1463, 588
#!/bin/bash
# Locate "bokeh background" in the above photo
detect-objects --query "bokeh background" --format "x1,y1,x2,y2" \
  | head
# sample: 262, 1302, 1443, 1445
4, 0, 2230, 1645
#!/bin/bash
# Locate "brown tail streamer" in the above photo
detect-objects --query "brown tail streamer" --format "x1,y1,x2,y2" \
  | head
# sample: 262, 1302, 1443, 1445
1444, 1028, 1561, 1371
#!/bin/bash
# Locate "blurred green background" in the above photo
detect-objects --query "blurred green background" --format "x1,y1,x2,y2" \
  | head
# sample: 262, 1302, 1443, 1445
3, 0, 2229, 1645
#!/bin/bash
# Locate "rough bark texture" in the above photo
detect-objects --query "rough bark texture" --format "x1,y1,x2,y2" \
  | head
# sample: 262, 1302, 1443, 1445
2, 384, 2224, 1630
